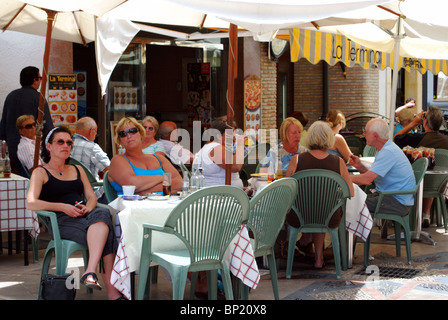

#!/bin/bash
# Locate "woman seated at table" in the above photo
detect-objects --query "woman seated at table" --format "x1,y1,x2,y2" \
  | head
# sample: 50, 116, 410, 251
108, 117, 182, 196
260, 117, 308, 173
141, 115, 166, 158
286, 121, 354, 269
193, 118, 245, 189
325, 109, 353, 162
26, 126, 123, 300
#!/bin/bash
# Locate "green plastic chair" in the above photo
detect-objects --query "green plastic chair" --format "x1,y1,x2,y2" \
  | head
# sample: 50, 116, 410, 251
364, 157, 428, 267
240, 178, 298, 300
69, 157, 103, 188
363, 145, 377, 157
423, 149, 448, 231
286, 169, 351, 280
102, 171, 118, 203
136, 185, 249, 300
36, 209, 91, 299
344, 135, 366, 156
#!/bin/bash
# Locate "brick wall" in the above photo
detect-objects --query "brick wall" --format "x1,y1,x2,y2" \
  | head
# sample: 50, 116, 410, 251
293, 60, 379, 133
259, 47, 380, 135
260, 43, 278, 132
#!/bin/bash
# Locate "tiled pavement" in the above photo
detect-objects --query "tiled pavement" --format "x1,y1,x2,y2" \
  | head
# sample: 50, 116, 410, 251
1, 223, 448, 301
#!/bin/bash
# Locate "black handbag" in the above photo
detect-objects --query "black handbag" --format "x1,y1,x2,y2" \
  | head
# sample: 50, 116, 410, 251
41, 274, 76, 300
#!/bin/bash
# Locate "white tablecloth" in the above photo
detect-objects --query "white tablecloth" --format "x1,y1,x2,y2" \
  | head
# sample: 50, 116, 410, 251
0, 174, 39, 239
109, 196, 259, 300
345, 184, 373, 241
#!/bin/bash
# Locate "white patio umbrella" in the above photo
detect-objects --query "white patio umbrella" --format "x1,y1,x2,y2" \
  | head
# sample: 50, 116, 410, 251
295, 0, 448, 138
1, 0, 139, 169
2, 0, 395, 173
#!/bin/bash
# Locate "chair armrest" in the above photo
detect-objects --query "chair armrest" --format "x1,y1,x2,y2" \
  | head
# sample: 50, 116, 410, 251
142, 223, 167, 233
35, 210, 62, 243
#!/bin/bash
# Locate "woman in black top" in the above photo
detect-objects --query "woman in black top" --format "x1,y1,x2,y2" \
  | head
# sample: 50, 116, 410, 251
27, 126, 123, 300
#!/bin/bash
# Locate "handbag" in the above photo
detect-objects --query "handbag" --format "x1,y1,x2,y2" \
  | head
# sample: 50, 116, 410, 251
41, 273, 76, 300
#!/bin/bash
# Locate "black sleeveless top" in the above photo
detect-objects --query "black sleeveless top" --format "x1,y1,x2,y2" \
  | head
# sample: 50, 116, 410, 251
295, 152, 341, 174
39, 165, 85, 206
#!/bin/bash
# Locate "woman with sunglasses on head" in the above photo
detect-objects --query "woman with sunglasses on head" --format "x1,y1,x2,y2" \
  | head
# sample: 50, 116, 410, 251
141, 116, 166, 158
26, 126, 124, 300
108, 117, 182, 196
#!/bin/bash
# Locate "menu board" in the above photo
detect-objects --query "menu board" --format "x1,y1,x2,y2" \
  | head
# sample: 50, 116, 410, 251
48, 74, 78, 132
244, 75, 261, 133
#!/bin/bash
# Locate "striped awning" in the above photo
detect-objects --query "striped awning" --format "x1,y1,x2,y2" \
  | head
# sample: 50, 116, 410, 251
290, 28, 448, 76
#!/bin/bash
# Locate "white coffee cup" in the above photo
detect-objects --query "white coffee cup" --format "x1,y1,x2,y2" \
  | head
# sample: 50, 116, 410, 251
122, 185, 136, 196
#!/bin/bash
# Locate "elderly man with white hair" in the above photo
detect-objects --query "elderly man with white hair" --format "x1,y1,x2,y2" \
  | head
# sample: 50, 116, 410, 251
349, 118, 416, 218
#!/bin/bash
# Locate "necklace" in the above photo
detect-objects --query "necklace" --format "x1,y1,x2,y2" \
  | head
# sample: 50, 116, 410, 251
47, 164, 65, 177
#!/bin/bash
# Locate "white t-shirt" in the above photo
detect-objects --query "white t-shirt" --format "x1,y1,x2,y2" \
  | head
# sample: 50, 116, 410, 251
193, 142, 243, 189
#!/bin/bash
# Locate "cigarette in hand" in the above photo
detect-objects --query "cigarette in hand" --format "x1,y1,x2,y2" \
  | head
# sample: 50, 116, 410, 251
75, 200, 84, 208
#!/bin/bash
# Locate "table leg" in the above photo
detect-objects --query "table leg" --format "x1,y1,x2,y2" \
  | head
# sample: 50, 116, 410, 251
8, 231, 12, 255
24, 231, 29, 266
347, 232, 353, 269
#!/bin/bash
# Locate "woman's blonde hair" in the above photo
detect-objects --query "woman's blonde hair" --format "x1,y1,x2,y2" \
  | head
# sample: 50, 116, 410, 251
113, 117, 145, 146
326, 110, 346, 129
305, 121, 336, 150
279, 117, 303, 143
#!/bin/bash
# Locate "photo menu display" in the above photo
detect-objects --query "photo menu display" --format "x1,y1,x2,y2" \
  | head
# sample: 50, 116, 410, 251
48, 74, 78, 132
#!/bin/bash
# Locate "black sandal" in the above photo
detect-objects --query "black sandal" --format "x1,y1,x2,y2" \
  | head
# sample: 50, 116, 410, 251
80, 272, 102, 291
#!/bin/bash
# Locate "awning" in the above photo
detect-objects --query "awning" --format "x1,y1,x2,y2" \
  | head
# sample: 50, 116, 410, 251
290, 28, 448, 76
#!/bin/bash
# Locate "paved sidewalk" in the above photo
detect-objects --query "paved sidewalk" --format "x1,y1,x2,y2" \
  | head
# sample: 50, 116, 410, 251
1, 224, 448, 300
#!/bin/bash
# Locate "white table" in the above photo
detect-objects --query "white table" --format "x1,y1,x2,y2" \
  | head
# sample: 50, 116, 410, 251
108, 196, 259, 300
0, 174, 40, 265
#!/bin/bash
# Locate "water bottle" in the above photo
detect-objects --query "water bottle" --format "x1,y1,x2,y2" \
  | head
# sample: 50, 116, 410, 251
181, 171, 190, 198
0, 141, 5, 178
198, 167, 205, 189
190, 154, 200, 192
3, 151, 11, 178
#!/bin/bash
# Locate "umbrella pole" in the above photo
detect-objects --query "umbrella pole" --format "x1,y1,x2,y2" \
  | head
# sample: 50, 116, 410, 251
33, 10, 56, 171
389, 17, 402, 139
225, 24, 238, 185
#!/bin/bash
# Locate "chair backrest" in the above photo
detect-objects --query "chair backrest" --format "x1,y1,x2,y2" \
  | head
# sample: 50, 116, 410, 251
290, 169, 351, 228
69, 157, 99, 186
412, 157, 429, 187
247, 178, 298, 251
363, 145, 377, 157
344, 135, 366, 156
103, 171, 118, 202
435, 149, 448, 169
163, 186, 249, 265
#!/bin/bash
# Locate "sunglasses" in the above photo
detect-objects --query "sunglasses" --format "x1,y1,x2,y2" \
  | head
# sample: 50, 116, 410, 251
23, 122, 36, 129
118, 127, 139, 138
143, 126, 154, 131
53, 139, 73, 146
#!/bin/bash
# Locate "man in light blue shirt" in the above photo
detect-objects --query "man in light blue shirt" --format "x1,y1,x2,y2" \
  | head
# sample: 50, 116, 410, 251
349, 118, 416, 216
71, 117, 110, 180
